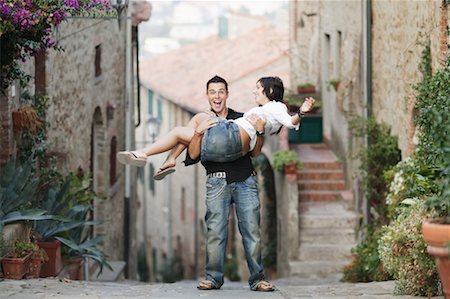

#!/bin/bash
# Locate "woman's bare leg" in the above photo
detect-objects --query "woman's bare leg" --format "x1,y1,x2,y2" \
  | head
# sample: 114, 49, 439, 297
157, 113, 210, 171
141, 126, 195, 157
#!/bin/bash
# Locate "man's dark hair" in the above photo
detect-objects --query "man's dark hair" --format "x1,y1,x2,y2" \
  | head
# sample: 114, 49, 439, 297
257, 76, 284, 102
206, 75, 228, 92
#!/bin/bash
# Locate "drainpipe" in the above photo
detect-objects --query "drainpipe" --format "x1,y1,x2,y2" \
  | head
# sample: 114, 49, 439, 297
361, 0, 373, 227
124, 3, 132, 278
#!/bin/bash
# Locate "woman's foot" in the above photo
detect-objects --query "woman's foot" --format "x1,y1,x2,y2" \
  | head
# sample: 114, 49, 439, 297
117, 151, 147, 167
153, 160, 176, 180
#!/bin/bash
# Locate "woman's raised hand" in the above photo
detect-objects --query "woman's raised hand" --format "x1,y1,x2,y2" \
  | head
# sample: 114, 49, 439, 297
300, 97, 316, 113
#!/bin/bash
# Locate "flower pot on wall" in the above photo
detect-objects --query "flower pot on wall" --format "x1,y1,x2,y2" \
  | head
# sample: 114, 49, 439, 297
37, 240, 63, 277
1, 253, 31, 279
422, 220, 450, 298
284, 163, 298, 175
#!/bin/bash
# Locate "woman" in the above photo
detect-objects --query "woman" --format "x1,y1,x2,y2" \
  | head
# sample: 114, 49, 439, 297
117, 76, 315, 170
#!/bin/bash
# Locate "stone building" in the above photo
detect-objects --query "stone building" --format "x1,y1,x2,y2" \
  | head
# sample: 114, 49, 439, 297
0, 1, 152, 279
285, 0, 449, 278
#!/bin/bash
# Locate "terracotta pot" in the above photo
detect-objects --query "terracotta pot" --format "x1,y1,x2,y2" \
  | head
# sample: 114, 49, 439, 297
12, 111, 25, 133
422, 220, 450, 298
37, 240, 63, 277
1, 253, 31, 279
284, 163, 298, 175
26, 256, 44, 279
66, 257, 84, 280
297, 85, 316, 94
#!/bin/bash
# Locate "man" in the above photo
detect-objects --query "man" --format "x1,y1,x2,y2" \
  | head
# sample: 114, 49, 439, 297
185, 75, 274, 292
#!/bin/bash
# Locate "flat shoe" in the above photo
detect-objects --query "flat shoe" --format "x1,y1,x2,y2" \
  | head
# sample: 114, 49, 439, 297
153, 166, 176, 180
117, 151, 147, 167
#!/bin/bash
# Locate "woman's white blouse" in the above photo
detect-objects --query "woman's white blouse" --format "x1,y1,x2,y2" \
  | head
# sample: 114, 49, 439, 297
232, 101, 299, 150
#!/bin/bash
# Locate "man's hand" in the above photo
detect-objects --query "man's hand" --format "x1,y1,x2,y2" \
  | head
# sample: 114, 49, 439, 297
300, 97, 316, 113
246, 114, 266, 132
195, 117, 218, 135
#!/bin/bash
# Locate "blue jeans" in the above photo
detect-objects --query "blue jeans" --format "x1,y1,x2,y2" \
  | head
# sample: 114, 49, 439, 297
201, 119, 243, 162
204, 175, 265, 289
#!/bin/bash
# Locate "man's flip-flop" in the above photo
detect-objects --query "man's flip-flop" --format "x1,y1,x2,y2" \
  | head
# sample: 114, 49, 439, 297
153, 166, 176, 180
117, 151, 147, 167
197, 280, 219, 290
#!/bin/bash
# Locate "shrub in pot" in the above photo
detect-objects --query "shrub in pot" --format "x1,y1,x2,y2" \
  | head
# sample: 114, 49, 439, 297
272, 150, 302, 174
1, 240, 34, 279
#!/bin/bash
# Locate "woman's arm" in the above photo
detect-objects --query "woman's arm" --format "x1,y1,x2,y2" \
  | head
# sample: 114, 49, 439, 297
246, 114, 265, 157
290, 97, 316, 125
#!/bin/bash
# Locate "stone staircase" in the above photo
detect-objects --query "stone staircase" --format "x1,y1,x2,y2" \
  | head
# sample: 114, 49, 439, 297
289, 144, 359, 279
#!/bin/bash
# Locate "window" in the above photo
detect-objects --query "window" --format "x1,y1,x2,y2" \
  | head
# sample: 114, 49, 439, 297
149, 163, 155, 193
95, 45, 102, 77
109, 136, 117, 186
181, 187, 186, 222
336, 30, 342, 77
157, 96, 163, 120
148, 90, 154, 115
324, 33, 331, 81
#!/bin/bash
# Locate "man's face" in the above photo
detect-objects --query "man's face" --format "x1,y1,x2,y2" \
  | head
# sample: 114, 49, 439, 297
207, 82, 228, 114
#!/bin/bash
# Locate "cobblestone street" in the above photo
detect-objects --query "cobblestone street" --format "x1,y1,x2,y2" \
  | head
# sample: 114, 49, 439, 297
0, 278, 445, 299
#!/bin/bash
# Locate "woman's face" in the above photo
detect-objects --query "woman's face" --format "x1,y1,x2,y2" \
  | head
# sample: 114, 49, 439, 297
253, 81, 270, 105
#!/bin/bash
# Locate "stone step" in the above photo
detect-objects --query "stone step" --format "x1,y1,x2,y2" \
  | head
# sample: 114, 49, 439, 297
297, 169, 344, 180
289, 260, 349, 278
298, 180, 346, 191
300, 214, 358, 229
90, 260, 126, 281
299, 244, 356, 262
300, 227, 357, 244
302, 161, 342, 170
298, 190, 341, 201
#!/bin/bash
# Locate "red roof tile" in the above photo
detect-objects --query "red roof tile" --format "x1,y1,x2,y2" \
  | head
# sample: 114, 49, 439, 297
139, 25, 290, 113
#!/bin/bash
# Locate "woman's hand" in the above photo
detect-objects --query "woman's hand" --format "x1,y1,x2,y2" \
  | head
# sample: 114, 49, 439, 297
246, 114, 266, 132
300, 97, 316, 113
195, 117, 218, 135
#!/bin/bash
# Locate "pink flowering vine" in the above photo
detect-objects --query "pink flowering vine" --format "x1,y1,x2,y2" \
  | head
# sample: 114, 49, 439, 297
0, 0, 113, 92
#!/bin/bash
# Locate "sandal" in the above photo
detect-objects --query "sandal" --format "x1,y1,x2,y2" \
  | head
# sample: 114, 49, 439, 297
254, 280, 275, 292
116, 151, 147, 167
197, 280, 219, 290
153, 166, 176, 180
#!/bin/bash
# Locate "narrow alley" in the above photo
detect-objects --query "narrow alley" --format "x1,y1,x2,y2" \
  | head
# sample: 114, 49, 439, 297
0, 278, 445, 299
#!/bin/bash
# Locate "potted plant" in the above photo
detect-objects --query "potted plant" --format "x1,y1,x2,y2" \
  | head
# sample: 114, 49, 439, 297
284, 93, 302, 113
56, 203, 112, 280
422, 170, 450, 298
11, 106, 43, 134
1, 240, 34, 279
272, 150, 302, 174
297, 83, 316, 94
26, 243, 48, 279
326, 79, 340, 91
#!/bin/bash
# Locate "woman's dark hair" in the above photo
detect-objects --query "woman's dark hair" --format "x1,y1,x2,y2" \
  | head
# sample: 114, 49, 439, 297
206, 75, 228, 92
257, 76, 284, 102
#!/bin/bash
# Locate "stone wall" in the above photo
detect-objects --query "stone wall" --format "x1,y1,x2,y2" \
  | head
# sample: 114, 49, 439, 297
372, 0, 448, 158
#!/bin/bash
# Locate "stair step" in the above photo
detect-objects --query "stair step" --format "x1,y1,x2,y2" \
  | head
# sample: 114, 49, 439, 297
298, 180, 346, 191
300, 214, 358, 229
298, 169, 344, 180
90, 260, 126, 281
300, 227, 357, 244
298, 190, 340, 201
289, 260, 349, 278
299, 244, 355, 261
302, 161, 342, 170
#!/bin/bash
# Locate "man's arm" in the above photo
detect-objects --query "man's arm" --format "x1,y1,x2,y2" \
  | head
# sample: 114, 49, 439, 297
246, 114, 266, 157
186, 116, 218, 162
